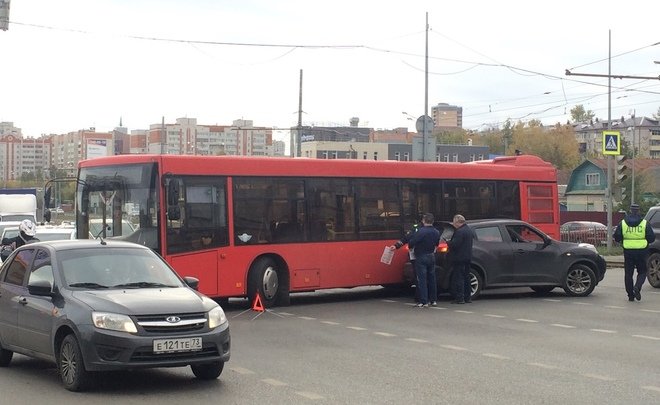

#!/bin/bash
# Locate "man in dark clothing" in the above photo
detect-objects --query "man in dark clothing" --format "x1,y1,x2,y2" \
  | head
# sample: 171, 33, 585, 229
447, 214, 474, 304
398, 213, 440, 308
613, 203, 656, 301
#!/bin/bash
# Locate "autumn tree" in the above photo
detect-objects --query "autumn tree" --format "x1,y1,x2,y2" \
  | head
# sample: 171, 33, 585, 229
570, 105, 595, 123
509, 123, 580, 169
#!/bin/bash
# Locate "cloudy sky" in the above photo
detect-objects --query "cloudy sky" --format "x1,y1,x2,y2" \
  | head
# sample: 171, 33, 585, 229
1, 0, 659, 143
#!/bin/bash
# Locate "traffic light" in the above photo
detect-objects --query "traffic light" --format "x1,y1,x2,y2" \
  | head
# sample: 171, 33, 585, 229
614, 185, 627, 202
615, 155, 628, 183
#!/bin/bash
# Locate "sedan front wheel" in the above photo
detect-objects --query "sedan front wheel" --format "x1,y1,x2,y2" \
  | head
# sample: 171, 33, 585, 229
562, 264, 596, 297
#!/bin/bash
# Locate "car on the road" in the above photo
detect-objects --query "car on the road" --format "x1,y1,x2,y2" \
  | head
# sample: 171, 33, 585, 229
0, 239, 231, 391
403, 219, 607, 299
643, 206, 660, 288
560, 221, 608, 246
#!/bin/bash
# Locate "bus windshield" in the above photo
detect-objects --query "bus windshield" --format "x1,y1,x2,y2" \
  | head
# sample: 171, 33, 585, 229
76, 163, 160, 252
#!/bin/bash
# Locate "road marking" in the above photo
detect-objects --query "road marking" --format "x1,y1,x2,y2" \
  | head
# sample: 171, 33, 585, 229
590, 329, 617, 334
346, 326, 367, 331
640, 309, 660, 314
262, 378, 288, 386
373, 332, 396, 337
298, 316, 316, 320
582, 373, 615, 381
381, 299, 397, 303
405, 338, 429, 343
642, 386, 660, 393
516, 318, 539, 323
482, 353, 510, 360
440, 344, 469, 351
430, 306, 448, 310
551, 323, 576, 329
231, 367, 256, 375
483, 314, 506, 318
454, 310, 474, 314
632, 334, 660, 341
542, 299, 561, 302
572, 302, 592, 306
528, 362, 558, 370
277, 312, 294, 316
321, 321, 340, 325
604, 305, 625, 309
295, 391, 324, 400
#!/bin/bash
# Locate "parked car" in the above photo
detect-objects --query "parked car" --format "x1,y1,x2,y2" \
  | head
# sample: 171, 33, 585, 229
560, 221, 608, 246
403, 219, 607, 299
643, 206, 660, 288
0, 239, 231, 391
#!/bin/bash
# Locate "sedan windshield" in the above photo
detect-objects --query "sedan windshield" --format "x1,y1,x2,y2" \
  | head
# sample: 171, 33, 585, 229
59, 247, 183, 289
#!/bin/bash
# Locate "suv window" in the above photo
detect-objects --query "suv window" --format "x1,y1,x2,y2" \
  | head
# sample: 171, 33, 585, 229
645, 207, 660, 228
475, 226, 503, 242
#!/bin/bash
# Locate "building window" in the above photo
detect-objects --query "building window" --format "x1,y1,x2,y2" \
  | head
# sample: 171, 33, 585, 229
331, 151, 337, 159
443, 154, 449, 162
394, 152, 400, 161
373, 151, 378, 161
452, 154, 458, 162
363, 151, 368, 160
322, 151, 328, 159
403, 152, 410, 161
585, 173, 600, 186
469, 154, 476, 162
478, 154, 484, 160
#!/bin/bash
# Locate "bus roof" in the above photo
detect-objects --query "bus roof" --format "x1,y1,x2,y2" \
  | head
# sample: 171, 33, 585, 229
79, 154, 556, 182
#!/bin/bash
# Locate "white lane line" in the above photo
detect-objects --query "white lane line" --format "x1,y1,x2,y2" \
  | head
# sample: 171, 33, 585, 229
262, 378, 288, 386
277, 312, 295, 316
231, 367, 256, 375
604, 305, 625, 309
640, 309, 660, 314
440, 344, 469, 351
642, 386, 660, 393
406, 338, 429, 343
632, 335, 660, 341
404, 303, 418, 307
381, 299, 397, 303
321, 321, 340, 325
454, 310, 474, 314
431, 306, 448, 310
346, 326, 367, 331
373, 332, 397, 337
528, 362, 558, 370
516, 318, 539, 323
551, 323, 576, 329
573, 302, 593, 306
298, 316, 316, 320
295, 391, 325, 400
483, 314, 506, 318
582, 373, 616, 381
542, 299, 562, 302
482, 353, 510, 360
590, 329, 617, 334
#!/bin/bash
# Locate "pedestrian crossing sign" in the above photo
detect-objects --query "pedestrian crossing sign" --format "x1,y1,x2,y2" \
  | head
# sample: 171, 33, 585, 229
602, 131, 621, 155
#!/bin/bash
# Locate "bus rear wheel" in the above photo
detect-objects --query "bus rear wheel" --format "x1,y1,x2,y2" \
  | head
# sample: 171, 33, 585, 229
248, 257, 287, 308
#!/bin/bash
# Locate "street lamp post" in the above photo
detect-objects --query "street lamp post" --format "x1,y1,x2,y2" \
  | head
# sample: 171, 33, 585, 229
631, 110, 636, 205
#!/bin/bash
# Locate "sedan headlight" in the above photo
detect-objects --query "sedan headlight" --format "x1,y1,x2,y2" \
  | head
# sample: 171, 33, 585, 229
578, 243, 598, 254
208, 306, 228, 329
92, 312, 138, 333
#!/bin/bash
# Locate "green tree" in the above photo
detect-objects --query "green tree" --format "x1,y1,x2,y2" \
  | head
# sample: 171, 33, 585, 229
570, 105, 595, 123
509, 123, 580, 169
473, 130, 505, 155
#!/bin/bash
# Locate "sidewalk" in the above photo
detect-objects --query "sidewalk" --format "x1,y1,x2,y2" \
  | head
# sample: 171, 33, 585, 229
605, 255, 624, 268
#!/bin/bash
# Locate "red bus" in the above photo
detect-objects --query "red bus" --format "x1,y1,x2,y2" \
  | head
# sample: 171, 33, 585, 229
74, 154, 558, 306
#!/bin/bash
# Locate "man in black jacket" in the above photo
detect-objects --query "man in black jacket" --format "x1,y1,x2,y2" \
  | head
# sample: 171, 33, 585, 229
447, 214, 474, 304
400, 213, 440, 308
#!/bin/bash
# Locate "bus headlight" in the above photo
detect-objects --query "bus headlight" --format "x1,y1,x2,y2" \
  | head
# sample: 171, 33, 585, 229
208, 306, 228, 329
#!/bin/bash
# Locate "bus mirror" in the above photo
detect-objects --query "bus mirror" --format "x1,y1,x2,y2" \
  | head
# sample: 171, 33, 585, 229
167, 180, 180, 207
167, 205, 180, 221
44, 186, 52, 208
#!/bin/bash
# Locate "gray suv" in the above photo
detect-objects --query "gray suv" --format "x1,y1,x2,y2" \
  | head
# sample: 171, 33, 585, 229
644, 206, 660, 287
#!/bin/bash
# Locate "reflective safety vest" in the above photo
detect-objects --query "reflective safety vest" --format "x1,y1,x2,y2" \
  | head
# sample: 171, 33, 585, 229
622, 220, 648, 250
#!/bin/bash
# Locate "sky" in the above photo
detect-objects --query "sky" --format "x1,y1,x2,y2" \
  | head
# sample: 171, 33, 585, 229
1, 0, 659, 145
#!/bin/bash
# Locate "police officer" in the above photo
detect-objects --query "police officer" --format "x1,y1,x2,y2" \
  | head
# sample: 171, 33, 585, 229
614, 204, 656, 301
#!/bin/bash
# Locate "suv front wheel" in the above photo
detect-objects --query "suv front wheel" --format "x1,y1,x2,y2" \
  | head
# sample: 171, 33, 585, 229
647, 252, 660, 288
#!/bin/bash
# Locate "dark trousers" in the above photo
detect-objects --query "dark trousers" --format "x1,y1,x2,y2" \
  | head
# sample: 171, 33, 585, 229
624, 249, 648, 298
452, 262, 472, 302
414, 254, 437, 304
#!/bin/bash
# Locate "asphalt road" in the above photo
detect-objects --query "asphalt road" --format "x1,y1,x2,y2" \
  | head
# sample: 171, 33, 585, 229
1, 265, 659, 404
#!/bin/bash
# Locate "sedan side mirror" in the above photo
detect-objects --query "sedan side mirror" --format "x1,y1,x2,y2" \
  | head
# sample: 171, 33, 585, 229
28, 279, 54, 297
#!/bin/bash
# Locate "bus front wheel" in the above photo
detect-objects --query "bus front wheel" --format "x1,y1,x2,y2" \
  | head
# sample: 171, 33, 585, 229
248, 257, 287, 308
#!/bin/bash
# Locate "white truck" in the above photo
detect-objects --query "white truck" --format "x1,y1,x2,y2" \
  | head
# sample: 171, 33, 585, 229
0, 193, 38, 223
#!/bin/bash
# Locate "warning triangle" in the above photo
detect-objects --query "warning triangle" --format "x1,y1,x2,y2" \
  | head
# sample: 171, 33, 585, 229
251, 293, 265, 312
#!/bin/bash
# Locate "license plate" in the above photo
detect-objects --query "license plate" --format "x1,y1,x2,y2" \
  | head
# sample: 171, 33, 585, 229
153, 337, 202, 354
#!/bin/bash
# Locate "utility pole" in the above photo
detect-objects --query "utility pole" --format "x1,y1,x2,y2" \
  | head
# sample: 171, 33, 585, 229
423, 12, 429, 162
295, 69, 303, 158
